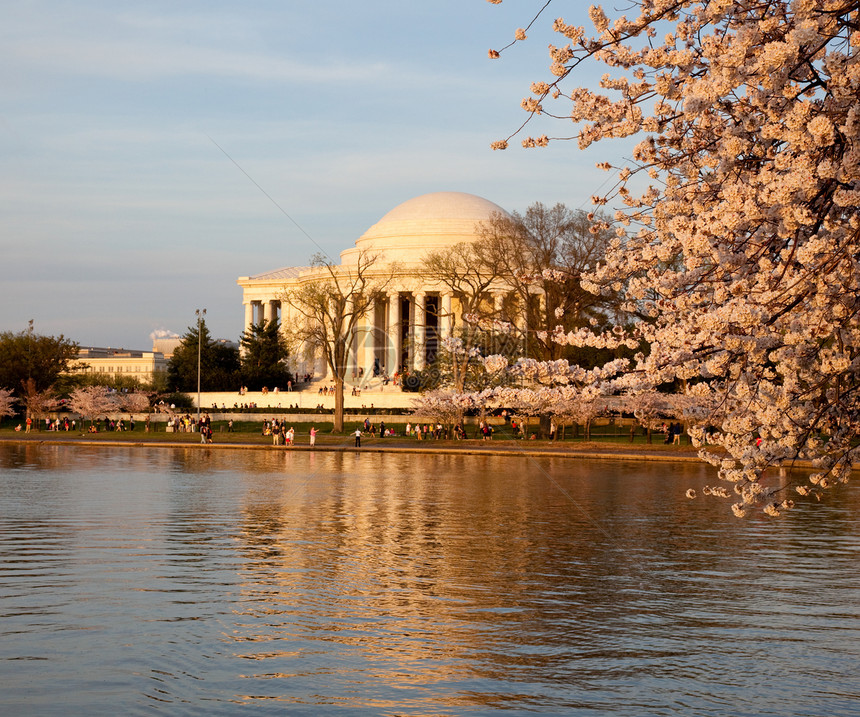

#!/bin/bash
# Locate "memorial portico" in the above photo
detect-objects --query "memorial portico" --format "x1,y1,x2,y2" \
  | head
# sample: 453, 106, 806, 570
237, 192, 512, 383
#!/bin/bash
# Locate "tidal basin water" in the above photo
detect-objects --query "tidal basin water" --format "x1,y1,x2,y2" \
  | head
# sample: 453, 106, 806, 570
1, 444, 858, 716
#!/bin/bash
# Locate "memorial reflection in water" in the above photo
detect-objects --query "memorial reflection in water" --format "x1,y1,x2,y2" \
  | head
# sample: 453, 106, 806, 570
1, 444, 858, 716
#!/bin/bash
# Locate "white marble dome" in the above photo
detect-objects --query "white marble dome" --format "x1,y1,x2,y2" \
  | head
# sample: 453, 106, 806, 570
342, 191, 510, 265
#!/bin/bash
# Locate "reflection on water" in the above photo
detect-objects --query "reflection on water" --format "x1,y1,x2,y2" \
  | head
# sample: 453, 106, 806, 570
1, 444, 858, 716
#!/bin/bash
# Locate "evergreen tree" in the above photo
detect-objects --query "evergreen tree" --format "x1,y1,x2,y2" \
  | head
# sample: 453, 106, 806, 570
239, 320, 291, 391
167, 319, 240, 392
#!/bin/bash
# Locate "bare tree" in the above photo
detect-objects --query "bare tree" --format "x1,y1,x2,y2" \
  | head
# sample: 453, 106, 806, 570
421, 240, 510, 392
478, 204, 619, 361
281, 251, 395, 433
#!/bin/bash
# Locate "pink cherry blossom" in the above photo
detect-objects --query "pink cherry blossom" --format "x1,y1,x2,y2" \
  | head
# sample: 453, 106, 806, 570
485, 0, 860, 516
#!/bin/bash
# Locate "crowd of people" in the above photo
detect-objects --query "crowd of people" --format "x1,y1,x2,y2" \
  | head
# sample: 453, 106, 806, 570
262, 418, 317, 447
166, 413, 212, 440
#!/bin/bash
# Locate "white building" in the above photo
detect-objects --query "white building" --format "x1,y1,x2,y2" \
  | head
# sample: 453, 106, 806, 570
237, 191, 512, 382
152, 336, 182, 359
73, 347, 168, 384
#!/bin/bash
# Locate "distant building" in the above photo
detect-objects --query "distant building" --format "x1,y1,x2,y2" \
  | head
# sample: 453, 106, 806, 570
73, 347, 168, 384
152, 336, 182, 359
237, 191, 512, 380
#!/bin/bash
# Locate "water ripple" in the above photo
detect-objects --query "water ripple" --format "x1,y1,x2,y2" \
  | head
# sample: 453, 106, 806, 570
0, 446, 858, 715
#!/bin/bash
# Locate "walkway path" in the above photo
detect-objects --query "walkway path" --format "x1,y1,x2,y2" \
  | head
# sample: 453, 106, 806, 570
0, 433, 708, 464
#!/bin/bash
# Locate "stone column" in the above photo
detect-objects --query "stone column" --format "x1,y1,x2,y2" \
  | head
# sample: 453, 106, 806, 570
413, 292, 426, 370
440, 291, 453, 339
243, 302, 254, 335
386, 291, 401, 375
362, 298, 376, 381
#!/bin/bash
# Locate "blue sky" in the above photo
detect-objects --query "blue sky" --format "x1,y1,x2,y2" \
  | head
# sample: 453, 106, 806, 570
1, 1, 619, 349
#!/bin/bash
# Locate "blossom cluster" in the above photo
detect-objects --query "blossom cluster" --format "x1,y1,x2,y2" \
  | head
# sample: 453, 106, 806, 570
0, 388, 16, 419
484, 1, 860, 516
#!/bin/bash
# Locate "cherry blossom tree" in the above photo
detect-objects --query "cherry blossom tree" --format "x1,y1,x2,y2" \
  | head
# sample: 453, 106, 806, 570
0, 388, 17, 421
68, 386, 120, 429
488, 1, 860, 514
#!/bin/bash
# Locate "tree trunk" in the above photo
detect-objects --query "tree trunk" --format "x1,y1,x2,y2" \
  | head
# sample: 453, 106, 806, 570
539, 414, 551, 439
333, 376, 345, 432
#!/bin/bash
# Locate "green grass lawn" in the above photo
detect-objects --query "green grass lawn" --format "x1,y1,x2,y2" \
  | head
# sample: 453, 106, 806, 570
0, 417, 695, 450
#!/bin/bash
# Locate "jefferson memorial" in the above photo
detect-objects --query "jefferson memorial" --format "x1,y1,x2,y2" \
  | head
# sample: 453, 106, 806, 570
237, 191, 510, 383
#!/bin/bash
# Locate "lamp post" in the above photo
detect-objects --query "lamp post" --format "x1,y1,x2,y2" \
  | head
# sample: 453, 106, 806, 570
196, 308, 206, 427
26, 319, 33, 425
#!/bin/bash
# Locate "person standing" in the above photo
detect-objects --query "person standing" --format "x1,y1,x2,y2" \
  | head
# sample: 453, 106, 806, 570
354, 427, 361, 448
309, 426, 317, 447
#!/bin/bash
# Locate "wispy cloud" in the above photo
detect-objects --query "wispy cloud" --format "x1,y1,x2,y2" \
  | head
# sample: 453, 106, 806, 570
0, 2, 609, 348
6, 37, 388, 85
